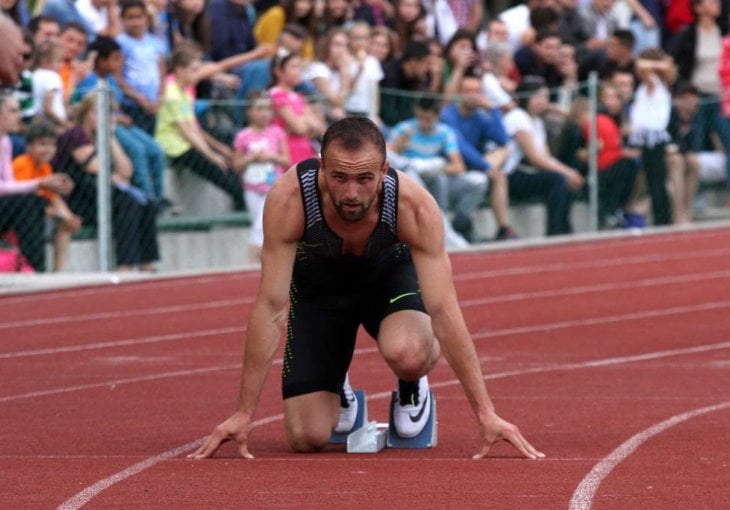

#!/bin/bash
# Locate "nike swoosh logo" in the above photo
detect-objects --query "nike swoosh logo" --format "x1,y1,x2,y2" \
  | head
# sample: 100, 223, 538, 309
389, 291, 419, 304
409, 392, 429, 423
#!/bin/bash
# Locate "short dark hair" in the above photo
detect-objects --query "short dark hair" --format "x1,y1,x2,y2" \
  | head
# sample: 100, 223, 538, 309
89, 35, 121, 61
320, 117, 386, 164
414, 95, 440, 113
27, 15, 59, 35
60, 21, 88, 37
515, 75, 547, 110
24, 121, 58, 143
611, 29, 636, 50
402, 40, 430, 62
120, 0, 147, 17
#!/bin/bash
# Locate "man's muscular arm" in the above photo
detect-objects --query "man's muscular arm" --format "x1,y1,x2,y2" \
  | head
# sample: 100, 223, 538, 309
396, 172, 544, 460
189, 168, 303, 459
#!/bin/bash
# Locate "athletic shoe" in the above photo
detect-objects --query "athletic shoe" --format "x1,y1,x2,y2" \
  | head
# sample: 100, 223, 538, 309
334, 374, 358, 434
393, 376, 430, 438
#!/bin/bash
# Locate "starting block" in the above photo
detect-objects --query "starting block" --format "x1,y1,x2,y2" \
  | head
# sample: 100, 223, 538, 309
341, 391, 438, 452
329, 390, 368, 444
386, 391, 437, 449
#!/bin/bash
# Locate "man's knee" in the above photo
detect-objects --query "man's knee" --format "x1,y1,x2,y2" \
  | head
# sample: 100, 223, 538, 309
285, 421, 332, 453
381, 334, 438, 380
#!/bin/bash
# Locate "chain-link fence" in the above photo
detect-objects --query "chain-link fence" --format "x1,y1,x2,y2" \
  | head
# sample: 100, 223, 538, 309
2, 78, 729, 274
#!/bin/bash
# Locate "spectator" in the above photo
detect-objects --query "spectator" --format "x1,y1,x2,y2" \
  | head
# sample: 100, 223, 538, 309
254, 0, 319, 61
628, 48, 677, 226
370, 25, 400, 64
12, 32, 36, 126
426, 0, 483, 46
30, 40, 69, 131
155, 44, 245, 210
514, 28, 564, 89
73, 35, 169, 206
625, 0, 662, 55
116, 0, 166, 133
12, 121, 82, 271
0, 92, 73, 272
27, 15, 61, 46
74, 0, 121, 36
345, 22, 384, 123
570, 96, 640, 229
388, 95, 488, 244
58, 22, 91, 104
578, 0, 621, 52
379, 39, 430, 127
1, 0, 30, 28
441, 29, 480, 99
269, 49, 326, 165
52, 94, 160, 271
578, 28, 636, 82
304, 27, 355, 123
386, 0, 428, 48
481, 41, 518, 103
232, 91, 290, 262
667, 83, 702, 223
42, 0, 94, 37
356, 0, 393, 27
324, 0, 376, 30
207, 0, 257, 63
146, 0, 175, 58
441, 73, 516, 240
502, 76, 584, 236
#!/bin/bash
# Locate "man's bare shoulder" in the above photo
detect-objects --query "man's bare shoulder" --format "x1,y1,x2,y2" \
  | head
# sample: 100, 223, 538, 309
394, 169, 443, 249
263, 165, 304, 243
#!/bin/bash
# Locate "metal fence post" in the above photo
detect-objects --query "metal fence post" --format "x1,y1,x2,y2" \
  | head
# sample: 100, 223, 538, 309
587, 71, 599, 232
95, 81, 112, 272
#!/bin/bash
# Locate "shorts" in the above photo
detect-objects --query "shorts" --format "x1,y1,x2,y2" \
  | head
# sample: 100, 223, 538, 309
282, 256, 426, 399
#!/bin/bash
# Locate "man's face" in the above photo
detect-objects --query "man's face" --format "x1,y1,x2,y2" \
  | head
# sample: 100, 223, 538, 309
59, 28, 88, 60
0, 98, 22, 133
612, 72, 634, 102
458, 77, 483, 111
536, 36, 561, 65
34, 20, 60, 45
321, 141, 386, 222
27, 137, 57, 164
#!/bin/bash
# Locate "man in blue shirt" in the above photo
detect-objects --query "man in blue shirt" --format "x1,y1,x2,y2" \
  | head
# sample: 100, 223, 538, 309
441, 73, 517, 240
388, 96, 488, 244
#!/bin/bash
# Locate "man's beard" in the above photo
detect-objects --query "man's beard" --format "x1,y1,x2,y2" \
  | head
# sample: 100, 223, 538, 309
333, 197, 373, 222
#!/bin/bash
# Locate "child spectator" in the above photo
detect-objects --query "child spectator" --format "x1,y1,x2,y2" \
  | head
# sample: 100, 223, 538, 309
629, 49, 677, 226
155, 44, 244, 210
116, 0, 166, 134
269, 49, 326, 165
73, 35, 169, 207
346, 22, 384, 123
232, 91, 290, 262
12, 121, 82, 271
30, 40, 69, 130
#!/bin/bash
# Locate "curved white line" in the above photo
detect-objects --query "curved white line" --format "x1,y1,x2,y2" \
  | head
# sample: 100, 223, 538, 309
55, 340, 730, 509
569, 401, 730, 510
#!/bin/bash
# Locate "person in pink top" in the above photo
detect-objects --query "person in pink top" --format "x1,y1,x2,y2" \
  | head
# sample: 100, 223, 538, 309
0, 92, 73, 271
233, 91, 290, 262
269, 49, 325, 165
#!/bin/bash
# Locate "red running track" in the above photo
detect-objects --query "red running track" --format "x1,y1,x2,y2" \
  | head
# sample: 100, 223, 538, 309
1, 228, 730, 509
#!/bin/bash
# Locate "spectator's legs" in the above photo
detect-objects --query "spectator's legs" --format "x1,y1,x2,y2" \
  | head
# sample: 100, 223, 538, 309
508, 169, 573, 236
641, 144, 671, 225
599, 158, 639, 226
122, 103, 157, 135
138, 202, 160, 268
112, 188, 143, 269
129, 125, 167, 200
116, 126, 154, 197
448, 171, 488, 240
53, 224, 73, 272
171, 148, 245, 210
0, 194, 46, 272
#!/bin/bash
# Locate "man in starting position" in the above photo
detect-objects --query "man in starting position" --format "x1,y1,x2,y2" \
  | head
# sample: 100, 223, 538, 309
190, 117, 544, 460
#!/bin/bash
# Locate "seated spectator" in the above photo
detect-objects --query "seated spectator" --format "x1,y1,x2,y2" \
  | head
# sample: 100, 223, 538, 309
232, 91, 290, 262
441, 29, 480, 99
0, 92, 74, 272
43, 0, 94, 37
52, 94, 160, 271
426, 0, 483, 45
513, 29, 564, 89
58, 22, 91, 104
116, 0, 166, 134
578, 0, 621, 53
388, 95, 488, 244
441, 73, 516, 240
269, 49, 326, 165
154, 44, 245, 210
578, 28, 636, 82
502, 76, 584, 236
30, 40, 70, 131
27, 15, 61, 47
370, 25, 400, 65
324, 0, 376, 30
254, 0, 318, 61
570, 96, 640, 229
12, 121, 82, 271
73, 35, 169, 207
75, 0, 121, 36
379, 39, 431, 128
385, 0, 428, 48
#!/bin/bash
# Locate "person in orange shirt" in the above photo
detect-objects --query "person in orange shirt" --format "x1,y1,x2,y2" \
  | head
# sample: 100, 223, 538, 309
57, 22, 91, 104
13, 121, 82, 271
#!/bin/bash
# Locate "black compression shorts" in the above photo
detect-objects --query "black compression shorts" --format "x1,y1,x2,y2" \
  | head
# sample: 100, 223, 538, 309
282, 257, 426, 399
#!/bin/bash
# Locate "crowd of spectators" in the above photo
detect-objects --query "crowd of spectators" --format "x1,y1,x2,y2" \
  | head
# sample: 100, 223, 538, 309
2, 0, 730, 271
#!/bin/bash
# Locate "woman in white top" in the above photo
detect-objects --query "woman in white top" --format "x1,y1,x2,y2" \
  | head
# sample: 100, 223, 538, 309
502, 76, 584, 236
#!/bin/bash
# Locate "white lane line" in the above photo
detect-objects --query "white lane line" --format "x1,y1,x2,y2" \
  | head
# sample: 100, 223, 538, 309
473, 300, 730, 339
5, 266, 730, 347
453, 247, 730, 281
0, 327, 246, 360
55, 414, 282, 510
568, 401, 730, 510
54, 340, 730, 510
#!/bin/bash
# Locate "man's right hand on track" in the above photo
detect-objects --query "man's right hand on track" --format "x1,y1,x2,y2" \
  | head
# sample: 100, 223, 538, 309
187, 411, 254, 460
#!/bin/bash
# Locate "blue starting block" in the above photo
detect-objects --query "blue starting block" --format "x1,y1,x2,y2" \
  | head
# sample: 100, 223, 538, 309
330, 390, 368, 444
386, 391, 437, 449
